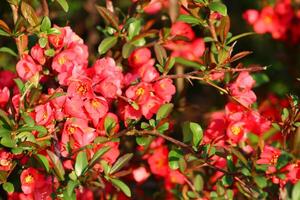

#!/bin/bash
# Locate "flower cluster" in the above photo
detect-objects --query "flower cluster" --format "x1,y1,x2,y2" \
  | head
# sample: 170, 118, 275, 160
243, 0, 300, 43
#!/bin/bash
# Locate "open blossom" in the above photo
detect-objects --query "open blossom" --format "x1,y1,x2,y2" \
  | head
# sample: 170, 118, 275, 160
126, 82, 152, 105
0, 150, 13, 171
34, 103, 54, 126
84, 97, 109, 127
257, 145, 281, 174
227, 121, 245, 143
0, 87, 10, 108
229, 72, 256, 107
16, 54, 42, 81
153, 78, 176, 103
133, 166, 150, 183
62, 118, 96, 148
20, 168, 45, 194
67, 77, 94, 98
30, 44, 45, 65
165, 22, 205, 60
147, 146, 169, 177
64, 96, 87, 119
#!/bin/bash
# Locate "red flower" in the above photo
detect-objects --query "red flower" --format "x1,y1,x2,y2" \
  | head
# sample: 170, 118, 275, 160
0, 150, 13, 171
67, 77, 94, 99
0, 87, 10, 108
30, 44, 45, 65
16, 54, 42, 81
0, 70, 16, 88
257, 145, 281, 174
227, 121, 245, 144
133, 166, 150, 183
147, 146, 169, 177
153, 78, 176, 103
34, 103, 54, 126
126, 82, 152, 105
20, 168, 45, 194
128, 48, 152, 68
84, 97, 109, 127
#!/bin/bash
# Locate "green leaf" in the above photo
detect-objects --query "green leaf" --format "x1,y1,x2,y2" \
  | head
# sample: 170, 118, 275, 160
89, 146, 111, 168
56, 0, 69, 12
47, 150, 65, 181
221, 175, 233, 186
14, 78, 25, 94
136, 136, 152, 146
182, 122, 192, 143
168, 149, 183, 170
194, 174, 204, 192
190, 122, 203, 148
39, 37, 48, 48
36, 154, 50, 172
18, 125, 47, 135
254, 176, 267, 188
281, 108, 289, 121
227, 32, 255, 44
0, 109, 13, 128
0, 47, 17, 57
128, 19, 141, 40
110, 153, 133, 174
98, 36, 118, 55
122, 42, 136, 59
175, 57, 206, 70
157, 122, 169, 133
178, 14, 202, 26
1, 137, 15, 148
96, 6, 119, 30
0, 128, 10, 138
75, 151, 88, 176
41, 16, 51, 32
292, 181, 300, 200
252, 73, 269, 87
0, 29, 10, 37
44, 49, 55, 57
104, 116, 116, 135
22, 113, 35, 127
21, 1, 39, 26
67, 180, 78, 197
154, 44, 167, 66
47, 27, 61, 35
110, 178, 131, 197
230, 147, 248, 167
2, 182, 14, 193
156, 103, 174, 121
208, 2, 227, 16
276, 152, 292, 169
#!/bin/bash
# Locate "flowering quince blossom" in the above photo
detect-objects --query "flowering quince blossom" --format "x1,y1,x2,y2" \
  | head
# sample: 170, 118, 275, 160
1, 0, 300, 198
164, 22, 205, 61
16, 54, 42, 81
243, 0, 300, 43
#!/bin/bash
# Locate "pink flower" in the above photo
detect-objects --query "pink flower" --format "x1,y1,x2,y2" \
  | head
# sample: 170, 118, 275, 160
34, 103, 53, 126
257, 145, 281, 174
20, 168, 45, 194
84, 97, 109, 127
170, 22, 195, 40
128, 48, 152, 68
0, 150, 13, 171
153, 78, 176, 102
148, 146, 169, 177
135, 59, 159, 82
0, 70, 16, 88
30, 44, 45, 65
16, 54, 42, 81
64, 96, 87, 119
48, 27, 66, 49
61, 118, 96, 148
227, 121, 245, 143
126, 82, 152, 105
141, 94, 162, 119
243, 9, 259, 25
143, 0, 168, 14
0, 87, 10, 108
67, 77, 94, 99
133, 167, 150, 183
118, 100, 142, 126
